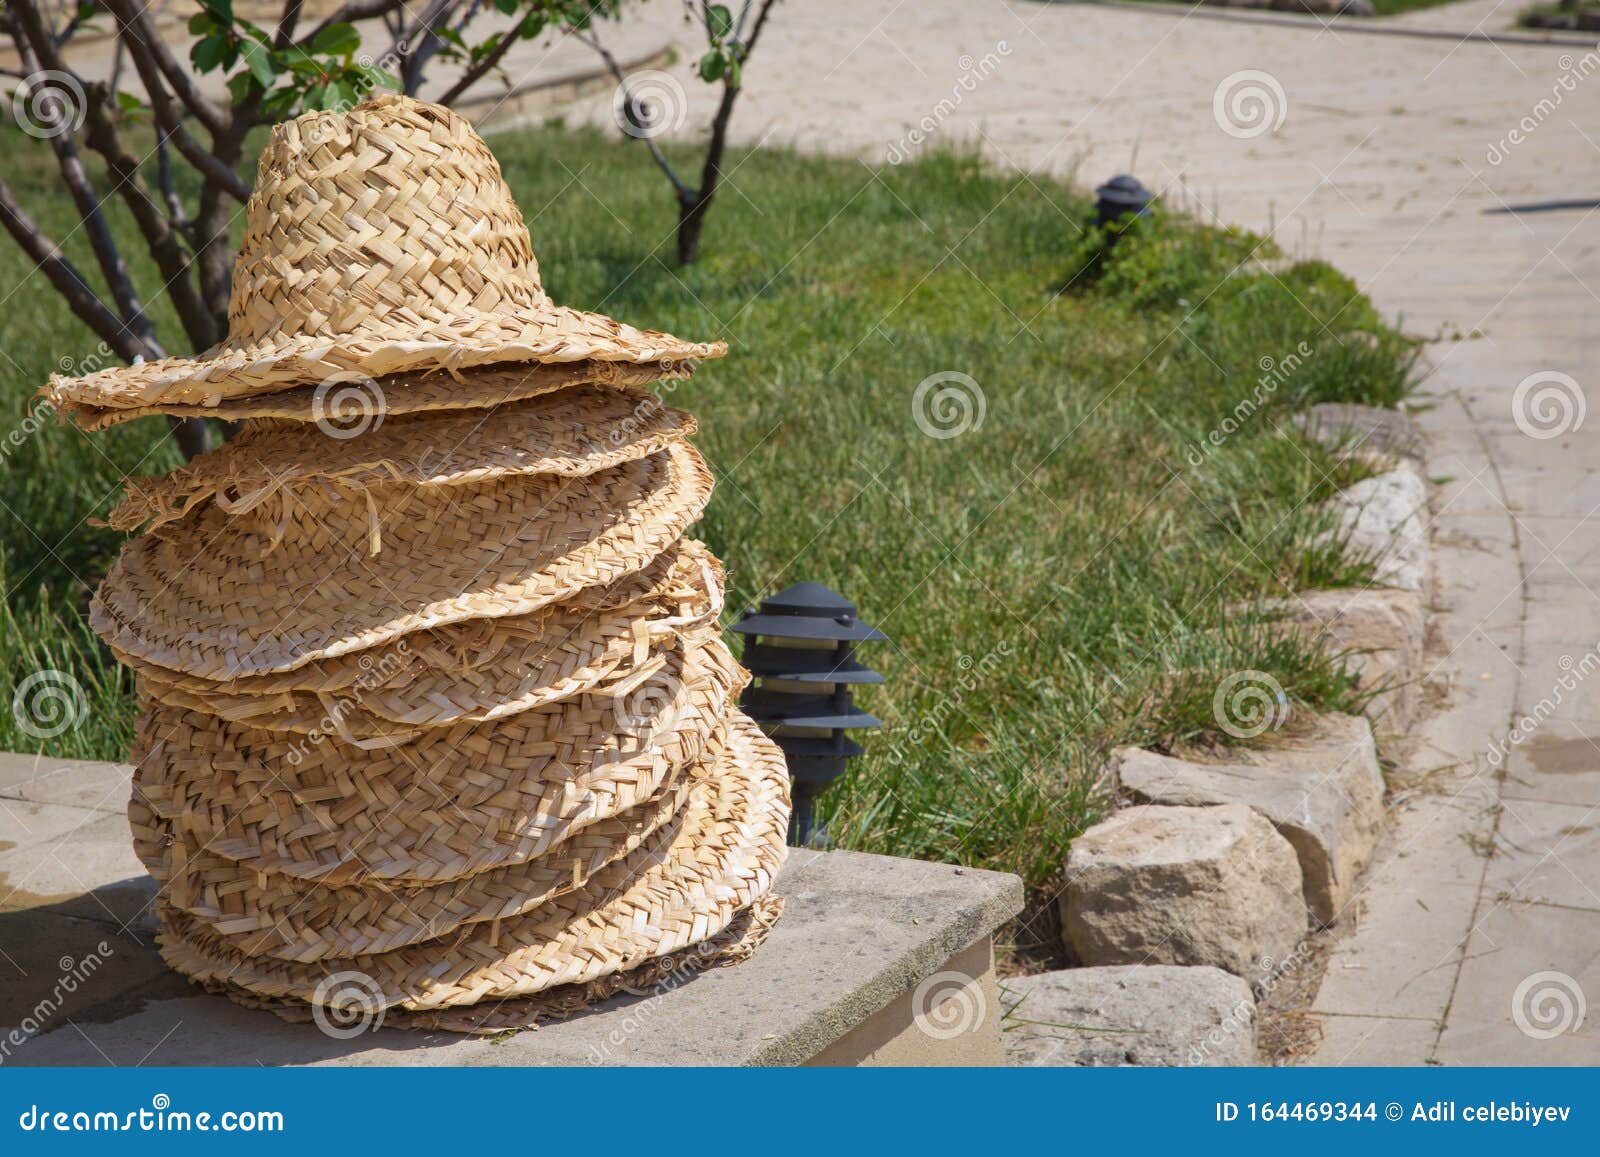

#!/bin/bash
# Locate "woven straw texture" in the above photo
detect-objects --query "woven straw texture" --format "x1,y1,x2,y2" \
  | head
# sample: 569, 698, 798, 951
65, 93, 785, 1033
94, 442, 713, 680
130, 545, 723, 736
130, 635, 746, 885
44, 95, 725, 413
62, 359, 686, 432
154, 713, 788, 1010
107, 385, 695, 533
198, 893, 784, 1035
101, 544, 700, 697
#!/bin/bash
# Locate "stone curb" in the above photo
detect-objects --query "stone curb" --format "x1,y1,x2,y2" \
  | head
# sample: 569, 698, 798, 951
1016, 405, 1431, 1067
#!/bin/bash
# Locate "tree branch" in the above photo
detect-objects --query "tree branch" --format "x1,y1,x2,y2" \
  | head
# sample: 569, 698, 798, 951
105, 0, 228, 135
274, 0, 307, 49
574, 24, 693, 201
298, 0, 407, 49
436, 17, 522, 105
103, 0, 251, 203
8, 0, 156, 349
0, 178, 150, 364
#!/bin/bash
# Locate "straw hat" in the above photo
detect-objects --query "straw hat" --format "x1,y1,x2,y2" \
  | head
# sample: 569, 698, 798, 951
93, 442, 713, 680
131, 635, 746, 885
139, 768, 698, 963
133, 557, 722, 739
153, 712, 788, 1012
62, 359, 685, 432
108, 542, 692, 695
126, 542, 723, 738
44, 95, 725, 414
107, 384, 696, 533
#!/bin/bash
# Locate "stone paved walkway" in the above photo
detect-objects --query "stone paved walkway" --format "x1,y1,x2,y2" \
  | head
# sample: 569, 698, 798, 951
551, 0, 1600, 1064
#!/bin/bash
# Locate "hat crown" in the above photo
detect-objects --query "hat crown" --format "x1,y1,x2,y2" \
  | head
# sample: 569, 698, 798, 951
227, 95, 549, 347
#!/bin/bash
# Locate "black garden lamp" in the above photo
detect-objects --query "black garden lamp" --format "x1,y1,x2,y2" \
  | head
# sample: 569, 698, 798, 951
1093, 174, 1155, 230
730, 582, 885, 847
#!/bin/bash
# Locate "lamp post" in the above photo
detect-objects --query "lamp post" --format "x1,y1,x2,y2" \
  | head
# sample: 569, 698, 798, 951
1093, 174, 1155, 230
730, 582, 885, 847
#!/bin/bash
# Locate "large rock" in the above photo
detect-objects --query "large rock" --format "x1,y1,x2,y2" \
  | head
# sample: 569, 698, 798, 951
1328, 464, 1428, 591
1115, 714, 1385, 925
1271, 588, 1425, 734
1061, 804, 1306, 980
1003, 965, 1256, 1067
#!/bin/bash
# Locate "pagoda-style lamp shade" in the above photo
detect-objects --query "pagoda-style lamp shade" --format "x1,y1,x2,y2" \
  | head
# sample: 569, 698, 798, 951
730, 582, 885, 847
1093, 174, 1155, 229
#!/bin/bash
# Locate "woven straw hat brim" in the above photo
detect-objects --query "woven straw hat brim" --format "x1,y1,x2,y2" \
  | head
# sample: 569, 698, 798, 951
106, 384, 695, 534
92, 442, 712, 680
207, 893, 784, 1035
46, 303, 724, 413
109, 542, 695, 696
132, 636, 745, 885
133, 550, 723, 738
59, 360, 687, 432
136, 771, 697, 964
153, 712, 788, 1011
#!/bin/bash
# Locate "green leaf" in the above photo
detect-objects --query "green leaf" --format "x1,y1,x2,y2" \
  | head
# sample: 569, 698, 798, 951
304, 83, 328, 110
726, 54, 741, 87
436, 26, 467, 49
329, 79, 359, 110
189, 33, 228, 73
261, 86, 300, 119
188, 12, 214, 35
706, 4, 733, 39
309, 21, 361, 57
225, 70, 255, 104
203, 0, 233, 23
492, 0, 517, 13
114, 90, 147, 113
516, 12, 547, 38
370, 68, 403, 91
240, 38, 277, 87
698, 49, 724, 82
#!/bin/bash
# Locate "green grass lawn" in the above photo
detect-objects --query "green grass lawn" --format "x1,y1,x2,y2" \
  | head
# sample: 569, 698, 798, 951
0, 120, 1416, 903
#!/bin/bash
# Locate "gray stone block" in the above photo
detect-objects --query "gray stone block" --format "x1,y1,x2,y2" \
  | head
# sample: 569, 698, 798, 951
1271, 588, 1426, 735
1115, 714, 1386, 925
1003, 964, 1256, 1066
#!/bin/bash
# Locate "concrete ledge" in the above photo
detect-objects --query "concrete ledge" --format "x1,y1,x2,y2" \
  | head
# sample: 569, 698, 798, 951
0, 753, 1022, 1067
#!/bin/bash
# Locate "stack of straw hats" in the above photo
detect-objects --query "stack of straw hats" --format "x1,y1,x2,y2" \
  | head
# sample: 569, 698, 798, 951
45, 95, 789, 1033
